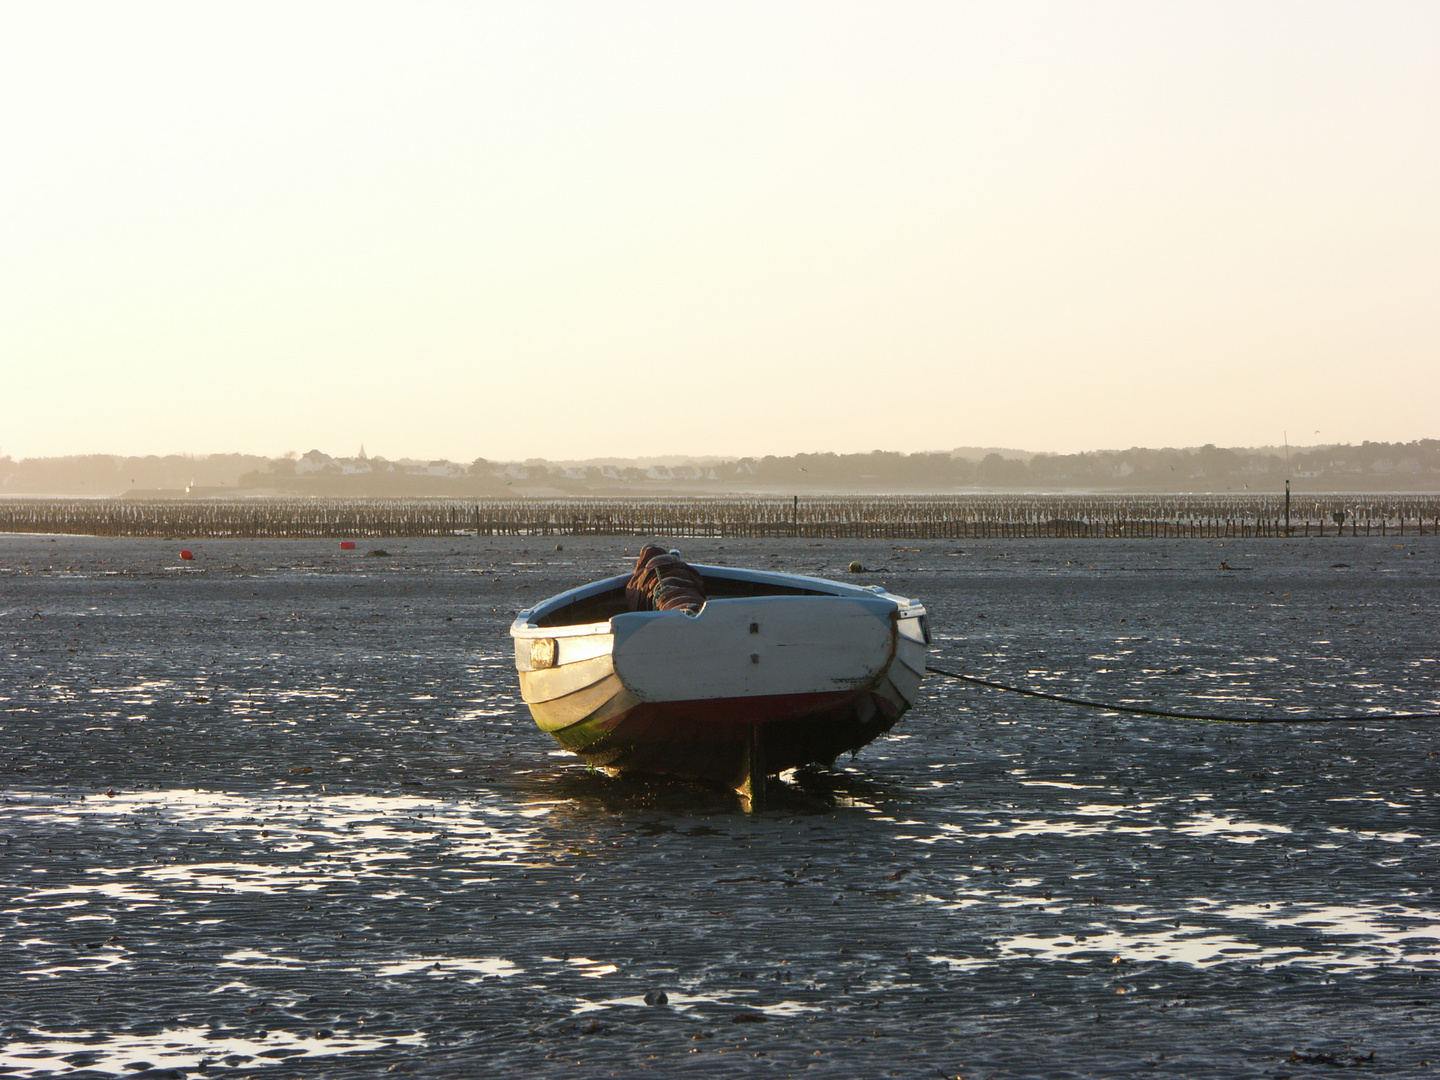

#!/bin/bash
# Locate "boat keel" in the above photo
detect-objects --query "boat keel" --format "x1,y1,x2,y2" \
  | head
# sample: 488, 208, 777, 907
735, 723, 767, 812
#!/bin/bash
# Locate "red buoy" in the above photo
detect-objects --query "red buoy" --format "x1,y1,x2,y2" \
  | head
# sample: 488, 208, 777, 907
340, 541, 356, 550
179, 550, 194, 561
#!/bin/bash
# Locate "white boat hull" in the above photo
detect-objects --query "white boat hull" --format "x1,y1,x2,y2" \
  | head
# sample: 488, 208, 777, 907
511, 565, 927, 787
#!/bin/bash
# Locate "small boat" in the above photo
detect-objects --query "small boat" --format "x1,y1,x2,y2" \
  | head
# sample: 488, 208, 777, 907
509, 554, 929, 803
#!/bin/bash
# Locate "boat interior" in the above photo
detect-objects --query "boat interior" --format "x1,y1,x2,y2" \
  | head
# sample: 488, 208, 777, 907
534, 572, 831, 628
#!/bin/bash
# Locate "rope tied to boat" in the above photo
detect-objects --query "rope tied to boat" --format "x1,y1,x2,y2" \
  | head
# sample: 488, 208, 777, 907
924, 664, 1440, 724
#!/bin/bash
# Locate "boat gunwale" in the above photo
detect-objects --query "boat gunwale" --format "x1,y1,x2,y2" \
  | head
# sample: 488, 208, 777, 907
511, 564, 925, 641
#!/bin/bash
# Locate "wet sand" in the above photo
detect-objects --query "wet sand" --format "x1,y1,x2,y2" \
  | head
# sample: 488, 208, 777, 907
1, 533, 1437, 1078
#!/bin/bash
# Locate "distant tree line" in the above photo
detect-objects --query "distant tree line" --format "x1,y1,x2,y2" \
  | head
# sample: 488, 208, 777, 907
2, 440, 1437, 496
0, 453, 270, 497
507, 441, 1439, 492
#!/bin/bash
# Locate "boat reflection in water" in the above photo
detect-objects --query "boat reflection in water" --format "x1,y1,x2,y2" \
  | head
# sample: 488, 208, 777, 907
510, 551, 928, 807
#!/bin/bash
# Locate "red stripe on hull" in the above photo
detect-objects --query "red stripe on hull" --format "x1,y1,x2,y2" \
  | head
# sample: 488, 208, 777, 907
600, 689, 854, 735
571, 687, 906, 787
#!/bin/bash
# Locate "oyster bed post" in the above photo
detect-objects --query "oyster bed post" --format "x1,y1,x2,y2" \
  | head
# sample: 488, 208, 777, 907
4, 495, 1440, 539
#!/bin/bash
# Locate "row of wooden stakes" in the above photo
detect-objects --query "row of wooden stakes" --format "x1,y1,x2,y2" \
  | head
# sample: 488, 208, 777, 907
1, 496, 1437, 539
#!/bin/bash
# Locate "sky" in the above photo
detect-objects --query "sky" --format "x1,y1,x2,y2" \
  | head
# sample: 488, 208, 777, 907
2, 1, 1437, 463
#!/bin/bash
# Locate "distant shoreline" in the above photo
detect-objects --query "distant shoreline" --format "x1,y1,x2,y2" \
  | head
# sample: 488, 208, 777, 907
4, 440, 1436, 498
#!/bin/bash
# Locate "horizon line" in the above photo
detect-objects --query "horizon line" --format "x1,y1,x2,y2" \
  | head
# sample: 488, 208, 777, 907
5, 438, 1437, 465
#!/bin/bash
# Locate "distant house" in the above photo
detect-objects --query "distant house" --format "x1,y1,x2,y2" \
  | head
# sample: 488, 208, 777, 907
295, 450, 338, 476
295, 450, 379, 476
423, 461, 467, 478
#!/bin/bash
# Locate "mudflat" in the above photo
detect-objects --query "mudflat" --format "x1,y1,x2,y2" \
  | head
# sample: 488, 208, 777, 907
2, 533, 1437, 1078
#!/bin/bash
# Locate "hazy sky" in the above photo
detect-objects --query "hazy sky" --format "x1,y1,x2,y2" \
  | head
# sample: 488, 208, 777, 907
3, 1, 1436, 462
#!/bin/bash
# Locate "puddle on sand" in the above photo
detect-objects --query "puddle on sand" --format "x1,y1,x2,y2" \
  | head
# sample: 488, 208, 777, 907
896, 782, 1440, 976
569, 988, 819, 1018
918, 804, 1291, 844
0, 1025, 426, 1078
3, 788, 548, 887
920, 892, 1440, 975
2, 789, 552, 982
376, 956, 522, 979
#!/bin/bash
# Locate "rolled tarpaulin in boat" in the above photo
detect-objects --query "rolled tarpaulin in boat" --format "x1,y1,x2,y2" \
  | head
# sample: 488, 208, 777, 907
625, 545, 706, 614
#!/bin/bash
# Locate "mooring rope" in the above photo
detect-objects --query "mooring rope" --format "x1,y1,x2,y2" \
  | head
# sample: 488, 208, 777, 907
924, 664, 1440, 724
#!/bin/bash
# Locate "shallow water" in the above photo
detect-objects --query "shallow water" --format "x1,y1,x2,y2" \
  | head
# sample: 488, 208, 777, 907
2, 533, 1438, 1078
